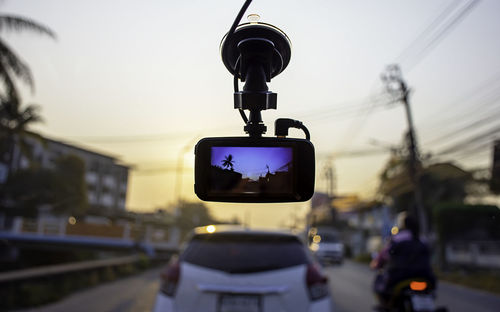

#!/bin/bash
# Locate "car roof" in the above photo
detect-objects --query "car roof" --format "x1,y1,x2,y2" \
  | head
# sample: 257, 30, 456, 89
192, 224, 300, 238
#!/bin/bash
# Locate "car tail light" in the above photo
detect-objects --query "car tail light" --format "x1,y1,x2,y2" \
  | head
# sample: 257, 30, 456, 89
160, 258, 180, 297
306, 263, 329, 300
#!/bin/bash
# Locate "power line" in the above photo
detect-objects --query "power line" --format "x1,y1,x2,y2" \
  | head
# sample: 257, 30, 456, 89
424, 107, 500, 146
454, 141, 493, 159
65, 95, 388, 144
420, 70, 500, 127
290, 93, 387, 120
329, 95, 397, 151
67, 126, 229, 144
310, 7, 469, 189
399, 0, 482, 72
316, 148, 390, 159
422, 89, 500, 143
132, 166, 180, 175
436, 125, 500, 155
303, 98, 392, 124
71, 133, 192, 144
455, 148, 491, 162
396, 0, 463, 65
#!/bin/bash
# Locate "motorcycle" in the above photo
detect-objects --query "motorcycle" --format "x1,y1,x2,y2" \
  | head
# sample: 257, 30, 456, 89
375, 278, 447, 312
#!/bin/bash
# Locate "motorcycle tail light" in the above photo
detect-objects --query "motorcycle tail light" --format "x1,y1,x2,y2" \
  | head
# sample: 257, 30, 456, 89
306, 263, 329, 300
410, 281, 428, 291
160, 258, 181, 297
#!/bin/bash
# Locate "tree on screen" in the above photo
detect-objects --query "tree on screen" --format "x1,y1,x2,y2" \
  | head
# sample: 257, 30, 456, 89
221, 154, 234, 171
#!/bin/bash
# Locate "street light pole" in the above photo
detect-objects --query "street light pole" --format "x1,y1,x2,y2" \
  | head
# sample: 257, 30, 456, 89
381, 64, 428, 236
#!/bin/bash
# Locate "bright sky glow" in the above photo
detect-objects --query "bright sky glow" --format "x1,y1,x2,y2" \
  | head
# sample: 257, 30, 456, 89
2, 0, 500, 227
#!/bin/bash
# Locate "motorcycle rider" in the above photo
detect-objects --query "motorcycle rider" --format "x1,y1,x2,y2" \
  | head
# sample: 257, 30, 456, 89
370, 212, 436, 308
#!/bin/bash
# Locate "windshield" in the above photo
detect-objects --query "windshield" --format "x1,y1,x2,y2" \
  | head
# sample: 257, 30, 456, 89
182, 234, 310, 273
318, 233, 339, 243
1, 1, 499, 312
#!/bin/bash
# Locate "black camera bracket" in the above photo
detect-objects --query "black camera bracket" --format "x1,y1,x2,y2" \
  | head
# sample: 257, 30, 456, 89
221, 22, 291, 137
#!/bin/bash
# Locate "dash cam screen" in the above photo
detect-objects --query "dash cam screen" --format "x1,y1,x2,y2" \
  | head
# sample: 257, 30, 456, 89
209, 146, 293, 194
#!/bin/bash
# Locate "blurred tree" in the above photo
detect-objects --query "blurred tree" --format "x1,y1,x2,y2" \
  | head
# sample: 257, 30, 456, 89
379, 156, 472, 230
51, 155, 88, 216
175, 200, 217, 237
0, 86, 44, 175
2, 154, 88, 217
0, 13, 55, 176
2, 167, 53, 217
0, 13, 56, 93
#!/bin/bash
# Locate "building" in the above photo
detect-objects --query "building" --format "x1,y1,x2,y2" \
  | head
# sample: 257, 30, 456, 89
5, 133, 129, 211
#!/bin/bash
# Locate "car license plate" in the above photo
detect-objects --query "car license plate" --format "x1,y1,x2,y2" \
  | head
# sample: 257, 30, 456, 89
411, 294, 435, 311
219, 294, 261, 312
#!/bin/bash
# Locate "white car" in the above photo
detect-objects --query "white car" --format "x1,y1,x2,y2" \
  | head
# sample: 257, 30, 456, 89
153, 225, 334, 312
309, 232, 344, 265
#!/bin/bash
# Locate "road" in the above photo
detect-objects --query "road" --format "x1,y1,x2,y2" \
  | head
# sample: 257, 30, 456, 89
21, 262, 500, 312
327, 261, 500, 312
20, 267, 162, 312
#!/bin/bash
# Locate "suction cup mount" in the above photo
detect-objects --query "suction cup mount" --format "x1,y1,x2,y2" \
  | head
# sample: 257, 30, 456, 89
220, 22, 292, 137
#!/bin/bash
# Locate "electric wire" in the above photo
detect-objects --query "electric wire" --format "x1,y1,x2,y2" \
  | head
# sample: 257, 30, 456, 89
318, 0, 483, 191
424, 108, 500, 147
398, 0, 482, 72
435, 125, 500, 155
298, 95, 391, 123
71, 83, 500, 145
330, 95, 398, 152
405, 0, 481, 71
227, 0, 253, 41
420, 86, 500, 142
299, 123, 310, 141
133, 166, 181, 175
68, 96, 388, 144
234, 58, 248, 124
69, 123, 238, 144
419, 70, 500, 130
68, 0, 487, 177
455, 148, 491, 162
225, 0, 253, 125
316, 149, 390, 159
395, 0, 463, 65
454, 140, 493, 157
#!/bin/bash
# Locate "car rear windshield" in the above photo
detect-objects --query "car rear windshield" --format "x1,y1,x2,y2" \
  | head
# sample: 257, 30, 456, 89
181, 233, 311, 273
319, 233, 339, 243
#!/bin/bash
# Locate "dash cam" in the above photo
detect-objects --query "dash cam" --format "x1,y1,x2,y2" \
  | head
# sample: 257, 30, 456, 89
194, 1, 316, 203
195, 137, 315, 202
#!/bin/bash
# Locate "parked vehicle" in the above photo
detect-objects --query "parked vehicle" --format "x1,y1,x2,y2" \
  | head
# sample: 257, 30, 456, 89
153, 225, 334, 312
309, 231, 344, 265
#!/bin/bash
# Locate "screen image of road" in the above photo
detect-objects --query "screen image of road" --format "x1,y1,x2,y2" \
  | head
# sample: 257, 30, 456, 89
209, 146, 293, 194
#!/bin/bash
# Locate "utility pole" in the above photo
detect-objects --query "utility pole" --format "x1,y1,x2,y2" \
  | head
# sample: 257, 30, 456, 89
323, 158, 336, 198
381, 64, 428, 236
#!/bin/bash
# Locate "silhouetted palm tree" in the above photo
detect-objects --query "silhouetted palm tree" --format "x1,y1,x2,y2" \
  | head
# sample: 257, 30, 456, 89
0, 14, 56, 95
221, 154, 234, 171
0, 86, 43, 172
0, 14, 55, 175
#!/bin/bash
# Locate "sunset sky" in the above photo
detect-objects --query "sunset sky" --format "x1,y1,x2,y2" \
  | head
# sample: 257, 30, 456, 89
2, 0, 499, 227
211, 147, 292, 180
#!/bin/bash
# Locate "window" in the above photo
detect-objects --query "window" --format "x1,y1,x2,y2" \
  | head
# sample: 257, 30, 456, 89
182, 233, 310, 273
